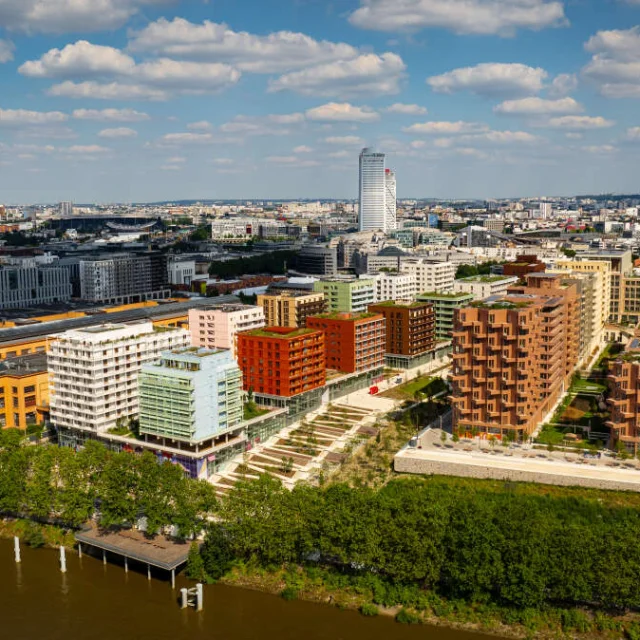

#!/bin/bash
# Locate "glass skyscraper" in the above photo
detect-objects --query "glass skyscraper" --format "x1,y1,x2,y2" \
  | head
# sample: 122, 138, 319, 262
358, 147, 387, 232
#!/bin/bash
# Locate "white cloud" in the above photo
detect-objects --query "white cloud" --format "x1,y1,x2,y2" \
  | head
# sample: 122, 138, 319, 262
269, 53, 405, 97
403, 120, 489, 134
410, 140, 427, 149
305, 102, 379, 122
383, 103, 427, 115
161, 163, 183, 171
212, 157, 234, 165
0, 39, 15, 63
21, 41, 240, 98
348, 0, 567, 36
98, 127, 138, 138
323, 135, 365, 145
545, 115, 614, 129
434, 130, 540, 148
72, 108, 149, 121
62, 144, 110, 154
19, 41, 135, 78
47, 81, 168, 101
582, 28, 640, 98
0, 0, 173, 34
294, 145, 313, 153
128, 17, 359, 73
187, 120, 212, 131
494, 96, 582, 115
548, 73, 578, 97
0, 108, 68, 127
626, 126, 640, 140
266, 155, 319, 167
565, 132, 583, 139
166, 156, 186, 163
268, 113, 305, 124
454, 147, 489, 159
328, 150, 350, 158
160, 132, 215, 144
582, 144, 616, 153
428, 63, 547, 97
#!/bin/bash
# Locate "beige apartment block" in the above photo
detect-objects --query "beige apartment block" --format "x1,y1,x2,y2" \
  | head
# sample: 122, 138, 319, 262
257, 291, 326, 328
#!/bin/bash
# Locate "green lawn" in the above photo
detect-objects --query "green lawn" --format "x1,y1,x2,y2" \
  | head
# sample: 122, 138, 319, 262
569, 378, 607, 394
381, 376, 448, 401
243, 402, 269, 421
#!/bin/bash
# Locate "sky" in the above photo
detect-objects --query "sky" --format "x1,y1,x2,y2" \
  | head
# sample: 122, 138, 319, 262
1, 0, 640, 203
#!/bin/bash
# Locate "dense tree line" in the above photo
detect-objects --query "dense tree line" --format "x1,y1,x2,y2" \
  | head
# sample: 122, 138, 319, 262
0, 431, 215, 536
455, 261, 505, 279
202, 475, 640, 613
208, 250, 298, 278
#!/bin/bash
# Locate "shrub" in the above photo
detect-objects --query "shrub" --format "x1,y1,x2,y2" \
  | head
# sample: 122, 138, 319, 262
281, 586, 299, 601
360, 603, 379, 617
396, 608, 421, 624
23, 523, 46, 548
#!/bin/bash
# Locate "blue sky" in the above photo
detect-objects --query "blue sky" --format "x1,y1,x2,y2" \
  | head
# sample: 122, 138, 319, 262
1, 0, 640, 203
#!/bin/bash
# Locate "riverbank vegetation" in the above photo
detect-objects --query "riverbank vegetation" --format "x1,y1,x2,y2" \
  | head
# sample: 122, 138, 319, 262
200, 474, 640, 638
0, 430, 215, 535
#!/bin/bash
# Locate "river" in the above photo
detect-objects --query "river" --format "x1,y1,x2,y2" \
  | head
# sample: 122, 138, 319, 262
1, 539, 499, 640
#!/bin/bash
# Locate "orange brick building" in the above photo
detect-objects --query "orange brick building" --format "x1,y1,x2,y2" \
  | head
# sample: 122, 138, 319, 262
236, 326, 325, 397
306, 312, 385, 374
450, 291, 573, 440
607, 339, 640, 453
502, 254, 546, 279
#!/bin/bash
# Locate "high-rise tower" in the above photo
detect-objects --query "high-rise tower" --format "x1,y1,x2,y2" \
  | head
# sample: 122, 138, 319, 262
358, 148, 386, 232
385, 168, 397, 231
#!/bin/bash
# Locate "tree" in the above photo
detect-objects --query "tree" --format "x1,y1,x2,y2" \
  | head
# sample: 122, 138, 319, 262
201, 523, 234, 580
186, 541, 209, 582
440, 430, 447, 445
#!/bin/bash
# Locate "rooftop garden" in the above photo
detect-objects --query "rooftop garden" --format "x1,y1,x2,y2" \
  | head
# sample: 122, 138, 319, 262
247, 327, 315, 339
470, 300, 532, 309
459, 275, 513, 283
371, 300, 430, 309
417, 291, 472, 300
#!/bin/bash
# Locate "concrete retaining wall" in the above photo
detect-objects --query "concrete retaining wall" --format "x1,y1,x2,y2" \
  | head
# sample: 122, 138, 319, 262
394, 454, 640, 492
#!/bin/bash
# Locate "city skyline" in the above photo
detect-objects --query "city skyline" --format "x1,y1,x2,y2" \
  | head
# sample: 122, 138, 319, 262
1, 0, 640, 202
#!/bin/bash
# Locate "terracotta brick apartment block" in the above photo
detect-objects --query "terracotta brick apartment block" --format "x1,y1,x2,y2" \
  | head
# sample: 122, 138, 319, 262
607, 338, 640, 453
236, 327, 326, 397
502, 254, 546, 279
306, 312, 385, 374
368, 301, 435, 356
450, 292, 571, 440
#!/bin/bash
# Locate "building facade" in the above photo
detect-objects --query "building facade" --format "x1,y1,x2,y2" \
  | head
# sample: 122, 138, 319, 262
607, 341, 640, 453
415, 292, 474, 341
450, 293, 572, 440
295, 245, 338, 276
49, 321, 190, 433
139, 348, 243, 443
237, 327, 326, 397
306, 312, 385, 374
0, 265, 72, 310
313, 278, 376, 313
453, 275, 520, 300
385, 169, 397, 232
0, 354, 49, 429
374, 271, 417, 303
369, 301, 435, 357
188, 304, 265, 358
257, 291, 326, 328
168, 259, 196, 286
79, 253, 170, 305
401, 259, 456, 294
359, 148, 387, 232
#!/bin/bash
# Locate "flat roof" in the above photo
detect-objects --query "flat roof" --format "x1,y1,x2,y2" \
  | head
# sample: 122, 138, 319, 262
0, 353, 48, 375
75, 526, 191, 571
0, 296, 239, 345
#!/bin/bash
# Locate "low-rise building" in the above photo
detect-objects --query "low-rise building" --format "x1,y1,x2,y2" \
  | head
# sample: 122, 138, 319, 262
139, 348, 243, 443
188, 304, 265, 357
168, 259, 196, 286
237, 327, 326, 397
0, 354, 49, 429
49, 321, 190, 434
453, 275, 520, 300
313, 277, 376, 313
306, 312, 385, 374
415, 291, 474, 341
257, 291, 326, 328
503, 254, 546, 279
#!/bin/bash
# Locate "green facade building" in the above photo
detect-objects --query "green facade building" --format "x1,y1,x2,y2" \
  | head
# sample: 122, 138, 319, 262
415, 291, 473, 341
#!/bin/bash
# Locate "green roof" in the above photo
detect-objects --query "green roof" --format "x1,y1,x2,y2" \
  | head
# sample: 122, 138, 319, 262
458, 275, 514, 283
417, 291, 473, 300
370, 301, 430, 309
244, 327, 317, 338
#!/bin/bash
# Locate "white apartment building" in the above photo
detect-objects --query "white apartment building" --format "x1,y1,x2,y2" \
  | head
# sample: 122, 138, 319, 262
374, 271, 417, 303
401, 259, 455, 294
48, 321, 190, 434
453, 275, 520, 300
385, 169, 397, 232
188, 304, 265, 358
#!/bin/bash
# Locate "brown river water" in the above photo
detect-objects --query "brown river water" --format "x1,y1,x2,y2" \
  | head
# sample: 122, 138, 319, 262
0, 538, 500, 640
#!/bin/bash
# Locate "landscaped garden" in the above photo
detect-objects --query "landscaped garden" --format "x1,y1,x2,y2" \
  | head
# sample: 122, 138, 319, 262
381, 375, 448, 401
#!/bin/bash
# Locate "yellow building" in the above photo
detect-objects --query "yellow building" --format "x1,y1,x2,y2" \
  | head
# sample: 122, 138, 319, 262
257, 291, 327, 328
0, 354, 50, 429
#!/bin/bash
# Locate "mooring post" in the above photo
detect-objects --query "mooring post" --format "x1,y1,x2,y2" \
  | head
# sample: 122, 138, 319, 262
171, 569, 175, 589
60, 546, 67, 573
196, 583, 203, 612
14, 536, 21, 564
103, 550, 107, 565
180, 588, 188, 609
124, 556, 128, 573
78, 543, 82, 559
147, 564, 151, 581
